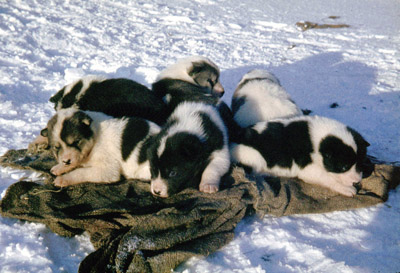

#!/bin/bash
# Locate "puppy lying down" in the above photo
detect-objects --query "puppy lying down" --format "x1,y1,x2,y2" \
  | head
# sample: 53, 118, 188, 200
42, 108, 160, 187
230, 115, 370, 197
148, 101, 230, 198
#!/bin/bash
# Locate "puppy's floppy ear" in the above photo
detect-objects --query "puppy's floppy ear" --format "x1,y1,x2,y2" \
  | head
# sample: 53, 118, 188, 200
74, 111, 92, 127
347, 126, 370, 148
40, 128, 48, 137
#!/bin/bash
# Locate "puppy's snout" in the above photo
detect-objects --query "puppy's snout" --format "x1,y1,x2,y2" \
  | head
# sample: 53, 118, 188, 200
63, 159, 71, 166
213, 82, 225, 97
153, 189, 162, 196
151, 179, 169, 198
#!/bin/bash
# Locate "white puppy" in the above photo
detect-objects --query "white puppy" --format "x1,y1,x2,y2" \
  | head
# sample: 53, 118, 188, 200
231, 69, 302, 128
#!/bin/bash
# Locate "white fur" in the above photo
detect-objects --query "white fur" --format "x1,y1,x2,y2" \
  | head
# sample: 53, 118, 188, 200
230, 115, 361, 197
156, 55, 220, 84
50, 108, 160, 186
232, 69, 302, 127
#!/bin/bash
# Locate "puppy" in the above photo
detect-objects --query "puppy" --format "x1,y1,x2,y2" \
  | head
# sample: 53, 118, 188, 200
29, 76, 168, 152
152, 56, 225, 112
231, 69, 302, 128
42, 108, 160, 187
230, 115, 369, 197
148, 102, 230, 198
50, 75, 168, 125
151, 55, 244, 143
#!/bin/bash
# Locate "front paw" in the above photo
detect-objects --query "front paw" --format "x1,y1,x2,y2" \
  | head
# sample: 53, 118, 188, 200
53, 176, 72, 187
337, 185, 357, 197
199, 183, 219, 194
51, 164, 71, 176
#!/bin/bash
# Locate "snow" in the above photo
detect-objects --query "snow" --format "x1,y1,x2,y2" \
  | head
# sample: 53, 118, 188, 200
0, 0, 399, 272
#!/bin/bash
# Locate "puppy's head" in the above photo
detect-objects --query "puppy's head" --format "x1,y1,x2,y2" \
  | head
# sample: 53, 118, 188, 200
236, 69, 281, 88
319, 129, 369, 183
149, 132, 206, 198
41, 109, 95, 169
157, 56, 225, 97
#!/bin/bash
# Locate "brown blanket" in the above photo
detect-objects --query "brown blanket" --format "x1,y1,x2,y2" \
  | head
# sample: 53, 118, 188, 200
0, 149, 399, 273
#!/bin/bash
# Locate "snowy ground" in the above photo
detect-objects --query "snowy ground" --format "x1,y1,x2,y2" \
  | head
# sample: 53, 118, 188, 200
1, 0, 399, 272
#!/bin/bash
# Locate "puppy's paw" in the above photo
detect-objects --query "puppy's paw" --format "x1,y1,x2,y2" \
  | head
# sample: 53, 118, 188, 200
50, 164, 69, 176
199, 183, 219, 194
337, 185, 357, 197
53, 176, 72, 187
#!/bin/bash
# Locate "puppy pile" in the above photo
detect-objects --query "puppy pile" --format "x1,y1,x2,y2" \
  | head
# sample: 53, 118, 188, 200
32, 56, 369, 198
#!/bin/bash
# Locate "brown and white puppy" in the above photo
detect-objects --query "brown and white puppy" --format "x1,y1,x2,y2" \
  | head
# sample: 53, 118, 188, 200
231, 69, 303, 128
230, 115, 369, 197
42, 108, 160, 187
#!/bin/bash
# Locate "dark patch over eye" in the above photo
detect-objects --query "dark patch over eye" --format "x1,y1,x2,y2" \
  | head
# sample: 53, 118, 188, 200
319, 135, 356, 173
169, 170, 177, 177
71, 139, 82, 147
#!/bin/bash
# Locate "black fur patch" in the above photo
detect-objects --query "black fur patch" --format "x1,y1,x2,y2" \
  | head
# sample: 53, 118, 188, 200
217, 101, 245, 143
156, 132, 207, 195
347, 127, 370, 172
60, 111, 93, 150
121, 117, 150, 161
199, 112, 224, 151
242, 121, 313, 169
51, 78, 168, 125
49, 87, 65, 109
138, 136, 155, 164
76, 78, 168, 125
152, 79, 219, 112
231, 96, 246, 115
319, 135, 357, 173
60, 80, 84, 109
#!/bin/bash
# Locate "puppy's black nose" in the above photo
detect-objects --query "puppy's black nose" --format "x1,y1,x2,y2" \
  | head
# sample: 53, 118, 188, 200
63, 159, 71, 166
153, 190, 161, 196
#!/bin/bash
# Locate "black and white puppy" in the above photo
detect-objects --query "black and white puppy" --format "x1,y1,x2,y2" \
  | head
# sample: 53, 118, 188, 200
30, 76, 168, 151
148, 101, 230, 198
151, 56, 244, 143
230, 115, 369, 197
50, 75, 168, 125
42, 108, 160, 187
152, 56, 225, 112
231, 69, 303, 128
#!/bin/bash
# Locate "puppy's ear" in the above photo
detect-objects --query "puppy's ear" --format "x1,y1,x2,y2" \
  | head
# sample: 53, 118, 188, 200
74, 111, 92, 127
188, 62, 204, 77
40, 128, 48, 137
347, 126, 370, 148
